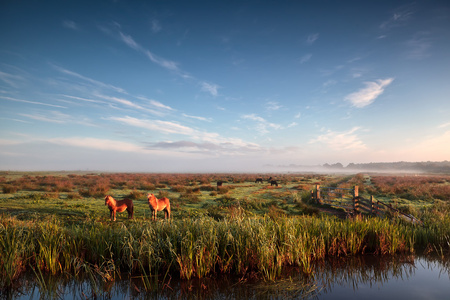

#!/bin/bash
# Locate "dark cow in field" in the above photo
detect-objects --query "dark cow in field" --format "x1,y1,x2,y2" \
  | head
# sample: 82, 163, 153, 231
255, 177, 263, 183
217, 181, 223, 187
270, 180, 278, 187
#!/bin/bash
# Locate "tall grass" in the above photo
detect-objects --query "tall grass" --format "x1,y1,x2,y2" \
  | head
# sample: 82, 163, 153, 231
1, 212, 450, 287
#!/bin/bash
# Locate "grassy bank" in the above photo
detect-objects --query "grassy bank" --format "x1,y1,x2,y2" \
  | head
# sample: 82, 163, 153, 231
1, 212, 449, 288
1, 172, 450, 288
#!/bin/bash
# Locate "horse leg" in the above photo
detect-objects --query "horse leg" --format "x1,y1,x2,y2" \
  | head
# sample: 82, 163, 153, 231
128, 206, 134, 219
113, 210, 116, 221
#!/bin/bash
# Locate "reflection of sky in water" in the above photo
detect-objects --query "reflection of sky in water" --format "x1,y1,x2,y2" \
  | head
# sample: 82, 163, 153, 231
317, 257, 450, 300
9, 256, 450, 299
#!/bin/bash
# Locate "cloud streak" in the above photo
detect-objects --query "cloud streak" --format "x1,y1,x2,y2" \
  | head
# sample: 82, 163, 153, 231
114, 29, 220, 97
309, 127, 367, 151
1, 96, 66, 108
242, 114, 282, 135
345, 78, 394, 108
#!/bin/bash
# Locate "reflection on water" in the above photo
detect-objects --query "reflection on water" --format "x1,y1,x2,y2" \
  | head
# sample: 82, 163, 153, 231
3, 255, 450, 299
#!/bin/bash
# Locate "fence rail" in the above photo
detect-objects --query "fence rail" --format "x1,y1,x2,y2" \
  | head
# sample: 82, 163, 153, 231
312, 185, 423, 225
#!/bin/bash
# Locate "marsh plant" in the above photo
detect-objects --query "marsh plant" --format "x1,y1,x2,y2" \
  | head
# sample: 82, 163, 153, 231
1, 172, 450, 289
1, 212, 450, 287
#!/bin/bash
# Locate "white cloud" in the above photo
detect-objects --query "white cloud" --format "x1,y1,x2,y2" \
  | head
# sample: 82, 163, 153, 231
406, 32, 431, 60
52, 64, 127, 94
380, 8, 413, 30
19, 111, 69, 124
182, 113, 212, 122
119, 32, 140, 50
151, 19, 161, 33
49, 137, 146, 153
438, 122, 450, 129
149, 99, 173, 111
242, 114, 282, 134
201, 82, 220, 96
309, 127, 367, 151
1, 96, 66, 108
266, 101, 282, 111
110, 116, 195, 135
299, 54, 312, 64
306, 33, 319, 45
0, 71, 25, 88
63, 20, 78, 30
345, 78, 394, 108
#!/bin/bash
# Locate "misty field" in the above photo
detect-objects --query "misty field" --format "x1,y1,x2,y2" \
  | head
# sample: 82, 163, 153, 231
1, 172, 450, 290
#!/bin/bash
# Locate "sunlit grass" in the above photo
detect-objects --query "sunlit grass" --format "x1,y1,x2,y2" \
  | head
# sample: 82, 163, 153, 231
1, 172, 450, 288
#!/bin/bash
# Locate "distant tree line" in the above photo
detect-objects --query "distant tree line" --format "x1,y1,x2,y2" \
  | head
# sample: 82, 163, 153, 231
322, 161, 450, 173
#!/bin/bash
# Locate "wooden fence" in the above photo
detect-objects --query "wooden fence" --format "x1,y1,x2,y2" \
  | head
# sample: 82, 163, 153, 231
312, 185, 423, 225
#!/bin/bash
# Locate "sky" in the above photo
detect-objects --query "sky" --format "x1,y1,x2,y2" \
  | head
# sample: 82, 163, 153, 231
1, 0, 450, 173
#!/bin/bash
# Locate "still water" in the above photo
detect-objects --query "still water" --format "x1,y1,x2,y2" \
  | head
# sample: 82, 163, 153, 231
5, 255, 450, 299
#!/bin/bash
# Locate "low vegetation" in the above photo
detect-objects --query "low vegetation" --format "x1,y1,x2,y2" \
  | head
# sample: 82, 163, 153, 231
0, 172, 449, 289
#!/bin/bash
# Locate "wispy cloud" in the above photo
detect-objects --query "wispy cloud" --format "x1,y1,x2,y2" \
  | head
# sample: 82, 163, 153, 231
115, 29, 220, 96
63, 20, 78, 30
50, 137, 146, 153
52, 64, 126, 94
96, 94, 144, 110
200, 82, 220, 97
0, 71, 25, 88
309, 127, 367, 151
59, 94, 105, 104
151, 19, 161, 33
438, 122, 450, 129
110, 116, 195, 135
266, 101, 282, 111
306, 33, 319, 45
405, 31, 431, 60
299, 53, 312, 64
118, 31, 179, 71
183, 113, 212, 122
1, 96, 66, 108
19, 111, 69, 124
345, 78, 394, 108
242, 114, 282, 134
149, 139, 260, 155
379, 5, 414, 31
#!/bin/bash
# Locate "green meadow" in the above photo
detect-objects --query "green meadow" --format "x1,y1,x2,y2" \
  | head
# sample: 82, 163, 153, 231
1, 172, 450, 289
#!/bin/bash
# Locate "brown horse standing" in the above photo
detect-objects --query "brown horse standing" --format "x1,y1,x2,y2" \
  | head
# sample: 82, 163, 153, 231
147, 193, 171, 220
104, 195, 134, 221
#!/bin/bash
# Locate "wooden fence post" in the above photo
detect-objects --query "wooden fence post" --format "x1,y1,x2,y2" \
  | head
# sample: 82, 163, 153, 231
352, 186, 358, 212
370, 195, 374, 215
353, 185, 359, 198
315, 185, 321, 204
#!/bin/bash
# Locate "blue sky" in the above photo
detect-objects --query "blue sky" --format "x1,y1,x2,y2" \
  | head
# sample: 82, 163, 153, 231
1, 0, 449, 172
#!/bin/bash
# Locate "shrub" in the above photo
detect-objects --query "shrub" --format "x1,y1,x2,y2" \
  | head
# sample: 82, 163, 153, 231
126, 190, 144, 200
2, 185, 18, 194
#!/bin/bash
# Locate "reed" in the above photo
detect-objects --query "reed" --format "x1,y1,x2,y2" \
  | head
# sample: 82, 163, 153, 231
1, 212, 450, 287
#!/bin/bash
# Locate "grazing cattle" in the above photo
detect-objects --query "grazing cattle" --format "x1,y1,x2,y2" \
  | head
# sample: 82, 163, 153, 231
104, 195, 134, 221
270, 180, 278, 187
217, 181, 223, 187
255, 178, 263, 183
147, 193, 171, 220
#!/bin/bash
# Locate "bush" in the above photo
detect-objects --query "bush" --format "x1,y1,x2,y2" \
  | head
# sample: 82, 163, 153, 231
126, 189, 144, 200
2, 185, 18, 194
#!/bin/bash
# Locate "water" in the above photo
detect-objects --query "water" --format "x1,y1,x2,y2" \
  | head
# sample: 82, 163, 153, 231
3, 255, 450, 299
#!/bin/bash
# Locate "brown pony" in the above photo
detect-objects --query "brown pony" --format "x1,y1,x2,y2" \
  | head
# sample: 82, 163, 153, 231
104, 195, 134, 221
147, 193, 171, 220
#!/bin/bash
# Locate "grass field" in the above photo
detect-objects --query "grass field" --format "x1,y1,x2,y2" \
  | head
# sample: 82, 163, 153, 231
1, 172, 450, 289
